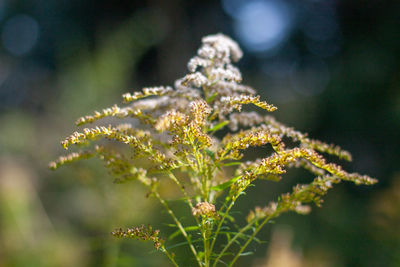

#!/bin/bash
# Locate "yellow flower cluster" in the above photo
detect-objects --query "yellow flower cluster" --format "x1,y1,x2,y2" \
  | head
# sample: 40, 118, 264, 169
220, 95, 277, 113
75, 105, 153, 126
219, 129, 282, 160
51, 33, 377, 266
122, 86, 173, 103
192, 202, 217, 218
155, 110, 189, 132
49, 150, 95, 170
112, 225, 164, 250
61, 125, 145, 149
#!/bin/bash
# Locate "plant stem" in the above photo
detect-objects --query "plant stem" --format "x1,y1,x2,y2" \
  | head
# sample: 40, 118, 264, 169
201, 218, 210, 267
186, 128, 208, 201
211, 220, 255, 267
209, 195, 235, 254
228, 211, 279, 267
210, 183, 246, 257
154, 191, 202, 267
167, 171, 193, 208
162, 246, 179, 267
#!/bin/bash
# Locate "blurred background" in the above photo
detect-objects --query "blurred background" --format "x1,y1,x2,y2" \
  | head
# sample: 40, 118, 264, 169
0, 0, 399, 266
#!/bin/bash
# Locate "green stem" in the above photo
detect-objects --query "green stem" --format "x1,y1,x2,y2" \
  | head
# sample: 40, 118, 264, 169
209, 194, 236, 254
189, 133, 208, 201
154, 192, 202, 267
162, 246, 179, 267
228, 211, 279, 267
167, 170, 202, 229
201, 219, 210, 267
167, 171, 194, 208
211, 220, 255, 267
210, 182, 247, 257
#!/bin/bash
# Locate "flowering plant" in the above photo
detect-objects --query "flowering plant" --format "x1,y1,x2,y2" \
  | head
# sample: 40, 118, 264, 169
51, 34, 377, 266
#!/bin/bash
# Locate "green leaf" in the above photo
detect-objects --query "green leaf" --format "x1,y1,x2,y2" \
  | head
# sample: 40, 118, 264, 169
204, 149, 216, 160
215, 163, 223, 171
258, 174, 282, 182
223, 161, 242, 167
217, 211, 235, 223
165, 238, 202, 249
210, 251, 234, 258
219, 231, 261, 243
208, 121, 229, 132
206, 92, 218, 103
168, 225, 200, 240
239, 251, 254, 257
198, 251, 204, 260
226, 232, 231, 243
164, 224, 178, 228
211, 175, 241, 192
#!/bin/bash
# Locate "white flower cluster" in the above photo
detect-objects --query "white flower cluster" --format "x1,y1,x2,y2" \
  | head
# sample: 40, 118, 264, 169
183, 33, 245, 92
123, 86, 173, 103
181, 72, 209, 87
116, 33, 272, 125
209, 65, 242, 82
229, 112, 264, 131
201, 33, 243, 63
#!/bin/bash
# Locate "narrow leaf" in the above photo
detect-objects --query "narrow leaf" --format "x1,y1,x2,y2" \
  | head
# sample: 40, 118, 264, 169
168, 225, 200, 240
211, 175, 241, 192
239, 251, 254, 257
223, 161, 242, 167
217, 212, 235, 223
206, 92, 218, 103
208, 121, 229, 132
204, 149, 216, 160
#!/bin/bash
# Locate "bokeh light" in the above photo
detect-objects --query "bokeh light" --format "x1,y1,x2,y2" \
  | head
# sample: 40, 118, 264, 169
223, 0, 292, 52
2, 14, 40, 56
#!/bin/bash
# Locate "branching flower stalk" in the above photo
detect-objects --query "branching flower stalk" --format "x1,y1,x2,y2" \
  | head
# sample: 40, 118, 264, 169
50, 33, 377, 266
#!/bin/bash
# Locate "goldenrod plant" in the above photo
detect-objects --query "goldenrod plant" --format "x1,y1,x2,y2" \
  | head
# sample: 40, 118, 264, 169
50, 34, 377, 267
